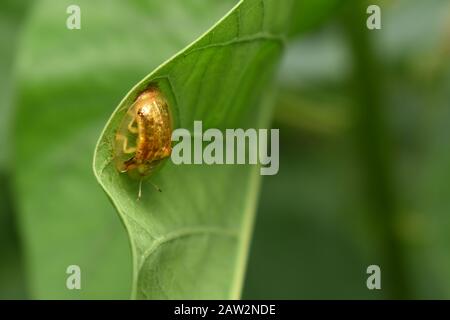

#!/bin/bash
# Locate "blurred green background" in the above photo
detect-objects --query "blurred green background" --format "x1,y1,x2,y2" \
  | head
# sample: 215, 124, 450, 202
2, 0, 450, 299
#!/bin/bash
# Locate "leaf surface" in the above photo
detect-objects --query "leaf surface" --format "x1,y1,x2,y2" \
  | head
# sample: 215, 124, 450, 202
94, 0, 293, 299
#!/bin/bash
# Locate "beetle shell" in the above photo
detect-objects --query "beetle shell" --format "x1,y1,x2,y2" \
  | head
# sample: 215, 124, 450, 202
114, 86, 172, 178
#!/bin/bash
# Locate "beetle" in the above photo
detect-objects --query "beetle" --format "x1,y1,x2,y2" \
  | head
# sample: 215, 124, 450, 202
114, 85, 172, 199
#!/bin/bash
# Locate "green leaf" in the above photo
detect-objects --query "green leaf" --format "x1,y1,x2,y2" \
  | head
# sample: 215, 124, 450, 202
13, 0, 238, 299
93, 0, 293, 299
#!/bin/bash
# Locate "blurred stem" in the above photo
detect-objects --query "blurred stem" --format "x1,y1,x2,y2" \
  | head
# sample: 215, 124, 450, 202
0, 173, 28, 299
342, 1, 410, 298
274, 89, 349, 136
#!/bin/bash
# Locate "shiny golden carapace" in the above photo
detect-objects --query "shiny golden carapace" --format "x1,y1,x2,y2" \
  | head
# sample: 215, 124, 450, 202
114, 85, 172, 197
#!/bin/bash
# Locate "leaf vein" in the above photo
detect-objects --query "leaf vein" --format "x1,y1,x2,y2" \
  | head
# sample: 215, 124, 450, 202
138, 226, 239, 271
183, 33, 285, 57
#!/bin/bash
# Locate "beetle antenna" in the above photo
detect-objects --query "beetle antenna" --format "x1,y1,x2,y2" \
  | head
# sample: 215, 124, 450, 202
137, 179, 161, 199
150, 181, 162, 192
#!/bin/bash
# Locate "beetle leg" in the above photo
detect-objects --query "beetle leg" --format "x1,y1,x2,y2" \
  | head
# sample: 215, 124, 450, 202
160, 146, 172, 159
116, 133, 137, 154
127, 117, 139, 134
137, 178, 143, 200
126, 104, 137, 117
